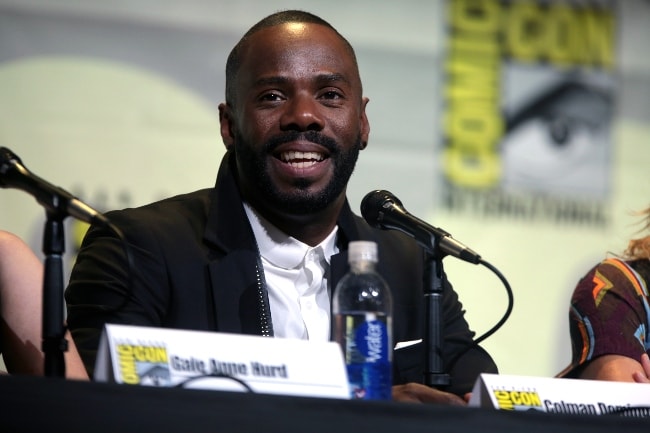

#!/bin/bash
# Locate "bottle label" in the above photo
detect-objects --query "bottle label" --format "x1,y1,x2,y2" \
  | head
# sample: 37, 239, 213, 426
338, 313, 392, 400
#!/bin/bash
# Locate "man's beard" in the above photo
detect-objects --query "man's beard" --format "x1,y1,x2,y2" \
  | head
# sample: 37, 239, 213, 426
234, 130, 362, 214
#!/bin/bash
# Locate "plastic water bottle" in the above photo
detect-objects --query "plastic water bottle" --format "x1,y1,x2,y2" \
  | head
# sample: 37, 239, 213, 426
333, 240, 393, 400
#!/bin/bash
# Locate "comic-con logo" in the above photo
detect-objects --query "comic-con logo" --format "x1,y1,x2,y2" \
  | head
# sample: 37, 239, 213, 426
493, 389, 543, 411
117, 343, 171, 386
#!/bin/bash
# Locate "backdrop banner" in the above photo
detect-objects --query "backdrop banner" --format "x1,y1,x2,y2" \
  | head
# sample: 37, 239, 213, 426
441, 0, 617, 228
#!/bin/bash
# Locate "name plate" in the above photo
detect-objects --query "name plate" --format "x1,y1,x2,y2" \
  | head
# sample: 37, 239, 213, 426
94, 324, 350, 399
469, 373, 650, 417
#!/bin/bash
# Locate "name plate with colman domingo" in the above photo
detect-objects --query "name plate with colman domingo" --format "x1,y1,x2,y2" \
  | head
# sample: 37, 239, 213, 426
469, 373, 650, 418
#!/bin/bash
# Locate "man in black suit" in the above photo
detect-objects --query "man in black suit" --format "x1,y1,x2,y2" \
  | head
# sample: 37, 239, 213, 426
65, 10, 497, 403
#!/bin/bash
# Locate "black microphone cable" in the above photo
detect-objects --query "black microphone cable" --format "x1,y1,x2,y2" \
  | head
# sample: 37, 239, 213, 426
174, 372, 255, 393
445, 257, 513, 374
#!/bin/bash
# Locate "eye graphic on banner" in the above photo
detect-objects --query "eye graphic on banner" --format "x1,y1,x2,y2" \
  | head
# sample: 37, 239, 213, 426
442, 0, 617, 227
501, 80, 613, 196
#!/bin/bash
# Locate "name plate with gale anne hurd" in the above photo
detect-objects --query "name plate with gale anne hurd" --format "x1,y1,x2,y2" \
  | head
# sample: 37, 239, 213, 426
95, 324, 350, 399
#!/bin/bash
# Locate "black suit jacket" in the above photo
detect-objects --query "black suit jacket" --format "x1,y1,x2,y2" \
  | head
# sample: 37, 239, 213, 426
66, 151, 497, 395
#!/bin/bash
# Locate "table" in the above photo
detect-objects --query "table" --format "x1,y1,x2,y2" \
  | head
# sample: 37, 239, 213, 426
1, 375, 648, 433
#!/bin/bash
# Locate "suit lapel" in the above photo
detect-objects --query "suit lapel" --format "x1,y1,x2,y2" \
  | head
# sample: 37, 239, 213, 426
203, 151, 267, 336
207, 250, 263, 335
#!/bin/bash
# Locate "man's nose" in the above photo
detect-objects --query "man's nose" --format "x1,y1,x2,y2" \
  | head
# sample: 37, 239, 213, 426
280, 94, 324, 131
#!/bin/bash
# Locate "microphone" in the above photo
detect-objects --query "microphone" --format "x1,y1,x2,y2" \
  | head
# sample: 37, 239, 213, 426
361, 190, 481, 264
0, 147, 109, 226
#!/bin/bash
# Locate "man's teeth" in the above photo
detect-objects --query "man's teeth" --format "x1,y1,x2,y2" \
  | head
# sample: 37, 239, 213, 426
280, 151, 324, 168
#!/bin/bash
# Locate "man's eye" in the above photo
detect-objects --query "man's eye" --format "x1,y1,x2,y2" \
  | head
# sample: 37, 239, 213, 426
321, 91, 342, 100
260, 92, 282, 102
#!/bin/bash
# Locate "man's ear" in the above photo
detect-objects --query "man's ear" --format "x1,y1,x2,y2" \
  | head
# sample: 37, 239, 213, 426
218, 103, 235, 149
360, 97, 370, 149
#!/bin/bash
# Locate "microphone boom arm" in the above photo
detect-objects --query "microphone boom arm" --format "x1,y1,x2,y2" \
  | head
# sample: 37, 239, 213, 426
0, 146, 111, 377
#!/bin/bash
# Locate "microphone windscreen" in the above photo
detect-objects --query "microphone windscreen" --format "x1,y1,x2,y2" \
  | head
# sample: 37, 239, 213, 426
0, 147, 21, 187
361, 190, 401, 228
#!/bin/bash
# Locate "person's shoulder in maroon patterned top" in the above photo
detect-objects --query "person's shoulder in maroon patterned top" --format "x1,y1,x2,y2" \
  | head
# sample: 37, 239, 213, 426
558, 206, 650, 383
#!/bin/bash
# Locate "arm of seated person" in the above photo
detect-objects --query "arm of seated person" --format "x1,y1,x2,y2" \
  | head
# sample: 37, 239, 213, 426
64, 329, 90, 380
579, 354, 646, 382
633, 353, 650, 383
392, 383, 467, 405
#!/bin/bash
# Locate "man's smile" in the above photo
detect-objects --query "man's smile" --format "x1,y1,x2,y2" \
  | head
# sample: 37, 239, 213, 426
278, 150, 326, 169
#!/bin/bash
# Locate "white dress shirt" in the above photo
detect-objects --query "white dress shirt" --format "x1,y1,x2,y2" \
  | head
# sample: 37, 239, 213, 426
243, 203, 339, 342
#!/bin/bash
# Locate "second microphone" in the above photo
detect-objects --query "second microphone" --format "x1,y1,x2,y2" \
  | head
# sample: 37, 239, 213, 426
360, 190, 481, 264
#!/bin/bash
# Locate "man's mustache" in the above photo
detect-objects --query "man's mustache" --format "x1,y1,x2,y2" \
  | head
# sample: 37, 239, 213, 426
265, 131, 339, 154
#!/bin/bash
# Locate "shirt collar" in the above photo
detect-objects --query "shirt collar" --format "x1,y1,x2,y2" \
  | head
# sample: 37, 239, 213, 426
243, 202, 339, 269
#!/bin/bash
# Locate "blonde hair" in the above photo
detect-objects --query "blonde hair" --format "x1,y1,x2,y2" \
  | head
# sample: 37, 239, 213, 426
623, 207, 650, 260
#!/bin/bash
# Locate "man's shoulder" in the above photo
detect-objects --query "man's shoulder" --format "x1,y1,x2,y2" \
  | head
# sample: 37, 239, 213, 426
103, 188, 214, 231
110, 189, 211, 214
